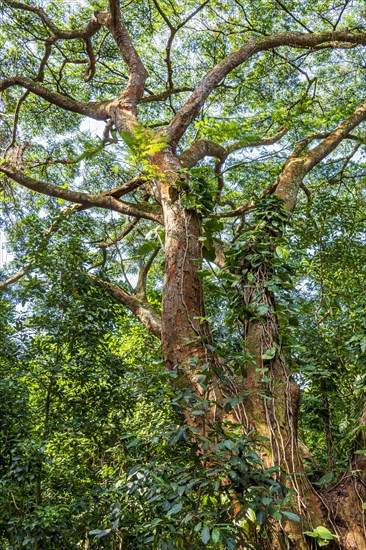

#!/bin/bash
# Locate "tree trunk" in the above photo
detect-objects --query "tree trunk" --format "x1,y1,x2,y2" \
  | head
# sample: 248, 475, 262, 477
239, 269, 330, 548
153, 149, 223, 432
151, 151, 365, 549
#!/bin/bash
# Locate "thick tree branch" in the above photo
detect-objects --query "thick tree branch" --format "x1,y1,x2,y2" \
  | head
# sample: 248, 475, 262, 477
0, 77, 109, 120
275, 98, 366, 210
180, 140, 228, 168
166, 30, 366, 146
0, 166, 163, 224
93, 1, 148, 131
304, 103, 366, 170
140, 87, 193, 103
88, 275, 162, 338
4, 1, 102, 82
205, 120, 366, 218
180, 126, 287, 168
3, 1, 102, 40
0, 261, 34, 290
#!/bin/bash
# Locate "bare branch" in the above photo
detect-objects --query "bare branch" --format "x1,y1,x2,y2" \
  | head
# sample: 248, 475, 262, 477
0, 76, 109, 120
98, 218, 139, 248
93, 2, 148, 130
180, 127, 287, 168
166, 29, 366, 146
273, 0, 313, 33
228, 126, 288, 152
153, 0, 210, 90
3, 90, 29, 154
333, 0, 351, 31
140, 87, 193, 103
84, 37, 97, 82
88, 274, 162, 338
135, 247, 160, 299
3, 1, 102, 40
328, 143, 361, 183
0, 166, 163, 224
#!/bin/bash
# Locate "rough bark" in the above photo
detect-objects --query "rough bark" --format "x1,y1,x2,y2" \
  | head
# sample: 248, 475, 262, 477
325, 405, 366, 549
150, 148, 224, 431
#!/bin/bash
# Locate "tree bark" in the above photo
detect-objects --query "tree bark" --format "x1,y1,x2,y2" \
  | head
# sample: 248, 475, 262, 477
147, 143, 366, 548
151, 148, 223, 432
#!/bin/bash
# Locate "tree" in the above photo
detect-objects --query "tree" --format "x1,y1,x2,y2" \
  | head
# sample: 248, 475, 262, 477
0, 0, 365, 548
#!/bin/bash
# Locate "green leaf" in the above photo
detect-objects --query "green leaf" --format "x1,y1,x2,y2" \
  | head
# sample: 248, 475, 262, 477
257, 304, 269, 316
262, 346, 276, 360
89, 529, 111, 539
201, 526, 210, 545
314, 526, 338, 540
314, 473, 334, 486
137, 241, 158, 255
246, 508, 256, 523
203, 245, 216, 262
256, 509, 266, 525
275, 246, 290, 259
211, 528, 220, 543
360, 337, 366, 353
281, 510, 300, 522
304, 531, 318, 538
167, 502, 182, 516
127, 464, 142, 477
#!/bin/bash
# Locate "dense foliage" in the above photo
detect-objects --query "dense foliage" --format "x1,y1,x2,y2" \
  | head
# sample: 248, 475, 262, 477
0, 0, 366, 548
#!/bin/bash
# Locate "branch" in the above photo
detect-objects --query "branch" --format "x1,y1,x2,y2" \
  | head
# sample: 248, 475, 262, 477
304, 102, 366, 170
97, 218, 139, 248
93, 1, 148, 130
0, 77, 109, 120
153, 0, 210, 90
0, 166, 163, 224
4, 90, 29, 154
88, 274, 161, 338
275, 98, 366, 210
205, 182, 278, 218
180, 140, 227, 168
140, 87, 193, 103
166, 29, 366, 146
0, 260, 34, 290
0, 203, 81, 290
205, 119, 366, 219
273, 0, 313, 33
135, 247, 160, 299
3, 1, 102, 40
179, 127, 287, 168
227, 125, 288, 152
4, 1, 102, 82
